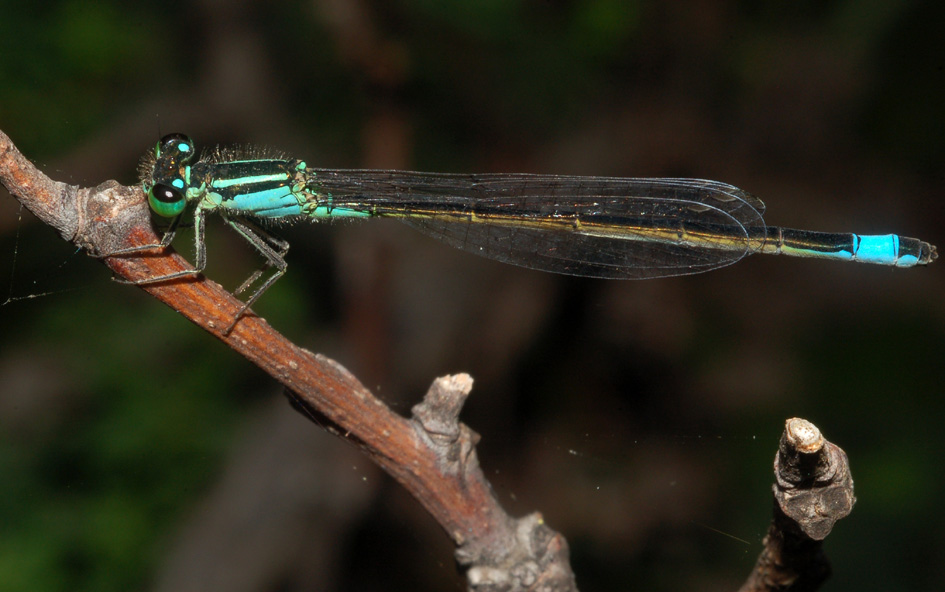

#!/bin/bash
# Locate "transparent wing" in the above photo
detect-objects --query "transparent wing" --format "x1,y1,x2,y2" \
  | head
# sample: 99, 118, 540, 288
307, 171, 769, 279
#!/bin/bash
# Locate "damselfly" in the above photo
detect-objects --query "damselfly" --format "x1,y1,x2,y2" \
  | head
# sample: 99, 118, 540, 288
129, 133, 937, 329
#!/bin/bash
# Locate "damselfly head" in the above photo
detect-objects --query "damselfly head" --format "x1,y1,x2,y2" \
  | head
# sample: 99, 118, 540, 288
140, 133, 196, 218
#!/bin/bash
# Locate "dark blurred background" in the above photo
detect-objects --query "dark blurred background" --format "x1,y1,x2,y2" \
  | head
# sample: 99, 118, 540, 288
1, 1, 943, 590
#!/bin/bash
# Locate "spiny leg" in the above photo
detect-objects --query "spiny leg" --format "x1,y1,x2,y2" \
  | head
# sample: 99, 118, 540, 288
89, 209, 181, 267
105, 207, 208, 286
222, 216, 290, 332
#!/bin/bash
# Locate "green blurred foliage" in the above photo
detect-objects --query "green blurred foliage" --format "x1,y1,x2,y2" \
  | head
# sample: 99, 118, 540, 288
0, 0, 155, 156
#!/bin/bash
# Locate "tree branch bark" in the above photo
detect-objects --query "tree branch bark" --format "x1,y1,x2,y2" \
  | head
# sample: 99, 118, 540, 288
0, 128, 577, 591
739, 418, 855, 592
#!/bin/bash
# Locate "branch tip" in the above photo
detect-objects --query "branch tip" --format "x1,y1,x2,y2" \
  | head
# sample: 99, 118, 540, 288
412, 373, 474, 439
783, 418, 824, 454
740, 418, 856, 592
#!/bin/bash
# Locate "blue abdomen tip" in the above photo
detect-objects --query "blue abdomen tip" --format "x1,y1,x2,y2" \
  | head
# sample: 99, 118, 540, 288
855, 234, 899, 265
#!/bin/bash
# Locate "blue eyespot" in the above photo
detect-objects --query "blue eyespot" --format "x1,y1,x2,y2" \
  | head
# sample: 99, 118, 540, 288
156, 133, 196, 164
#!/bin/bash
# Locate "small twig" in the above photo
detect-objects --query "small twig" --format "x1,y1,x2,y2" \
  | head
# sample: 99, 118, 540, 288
739, 418, 856, 592
0, 128, 576, 591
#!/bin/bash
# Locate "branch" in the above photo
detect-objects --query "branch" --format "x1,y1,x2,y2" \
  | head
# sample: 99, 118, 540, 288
0, 128, 576, 590
739, 418, 856, 592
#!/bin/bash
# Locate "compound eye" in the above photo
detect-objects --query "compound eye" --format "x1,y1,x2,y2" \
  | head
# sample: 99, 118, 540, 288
147, 183, 187, 218
156, 133, 196, 164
